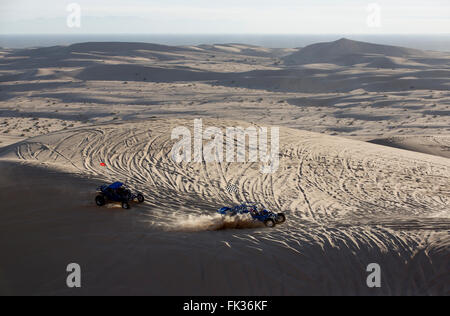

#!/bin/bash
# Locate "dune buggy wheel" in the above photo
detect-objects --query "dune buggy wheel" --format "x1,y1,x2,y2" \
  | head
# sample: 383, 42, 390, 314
264, 219, 276, 228
137, 194, 144, 203
276, 213, 286, 224
122, 201, 130, 209
95, 195, 106, 206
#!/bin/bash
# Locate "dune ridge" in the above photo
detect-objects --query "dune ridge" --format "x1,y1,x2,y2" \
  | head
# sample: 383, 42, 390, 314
283, 38, 432, 65
0, 119, 449, 294
0, 38, 449, 295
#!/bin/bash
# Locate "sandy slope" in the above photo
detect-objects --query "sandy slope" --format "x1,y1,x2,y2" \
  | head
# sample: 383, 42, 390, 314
369, 135, 450, 159
0, 38, 449, 295
1, 39, 448, 144
283, 38, 435, 65
0, 118, 449, 295
1, 119, 449, 222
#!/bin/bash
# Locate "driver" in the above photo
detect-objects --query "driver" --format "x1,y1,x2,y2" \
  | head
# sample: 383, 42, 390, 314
116, 187, 127, 198
256, 205, 266, 215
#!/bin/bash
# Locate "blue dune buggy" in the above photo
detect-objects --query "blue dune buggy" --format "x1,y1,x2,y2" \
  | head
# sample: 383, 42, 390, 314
217, 202, 286, 228
95, 182, 144, 209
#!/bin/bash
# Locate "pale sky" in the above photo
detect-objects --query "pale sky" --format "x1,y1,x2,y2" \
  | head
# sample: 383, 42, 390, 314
0, 0, 449, 34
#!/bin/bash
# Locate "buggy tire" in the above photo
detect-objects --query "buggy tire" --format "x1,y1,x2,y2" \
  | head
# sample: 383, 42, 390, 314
137, 194, 145, 203
276, 213, 286, 224
122, 201, 130, 209
95, 195, 106, 206
264, 219, 276, 228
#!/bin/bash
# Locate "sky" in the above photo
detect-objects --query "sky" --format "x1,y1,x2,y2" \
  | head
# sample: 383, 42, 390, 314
0, 0, 449, 34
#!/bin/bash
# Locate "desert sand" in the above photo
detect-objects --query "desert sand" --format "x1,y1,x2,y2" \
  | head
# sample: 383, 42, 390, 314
0, 38, 449, 295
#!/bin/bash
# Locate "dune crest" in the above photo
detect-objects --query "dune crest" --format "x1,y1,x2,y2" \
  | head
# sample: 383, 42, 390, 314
1, 37, 449, 295
283, 38, 431, 65
1, 119, 448, 225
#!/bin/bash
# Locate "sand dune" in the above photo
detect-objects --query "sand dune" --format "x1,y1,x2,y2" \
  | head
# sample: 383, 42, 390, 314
2, 119, 448, 222
0, 119, 449, 294
72, 64, 221, 82
370, 135, 450, 159
2, 118, 449, 220
196, 43, 296, 58
0, 38, 449, 295
12, 42, 195, 58
283, 38, 430, 65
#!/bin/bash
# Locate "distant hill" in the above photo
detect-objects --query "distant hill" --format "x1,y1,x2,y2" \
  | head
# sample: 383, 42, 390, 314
11, 41, 196, 59
283, 38, 428, 65
67, 41, 193, 53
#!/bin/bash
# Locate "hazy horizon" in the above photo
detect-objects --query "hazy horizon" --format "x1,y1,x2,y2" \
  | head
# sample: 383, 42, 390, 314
2, 1, 448, 50
1, 33, 449, 52
1, 0, 449, 35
